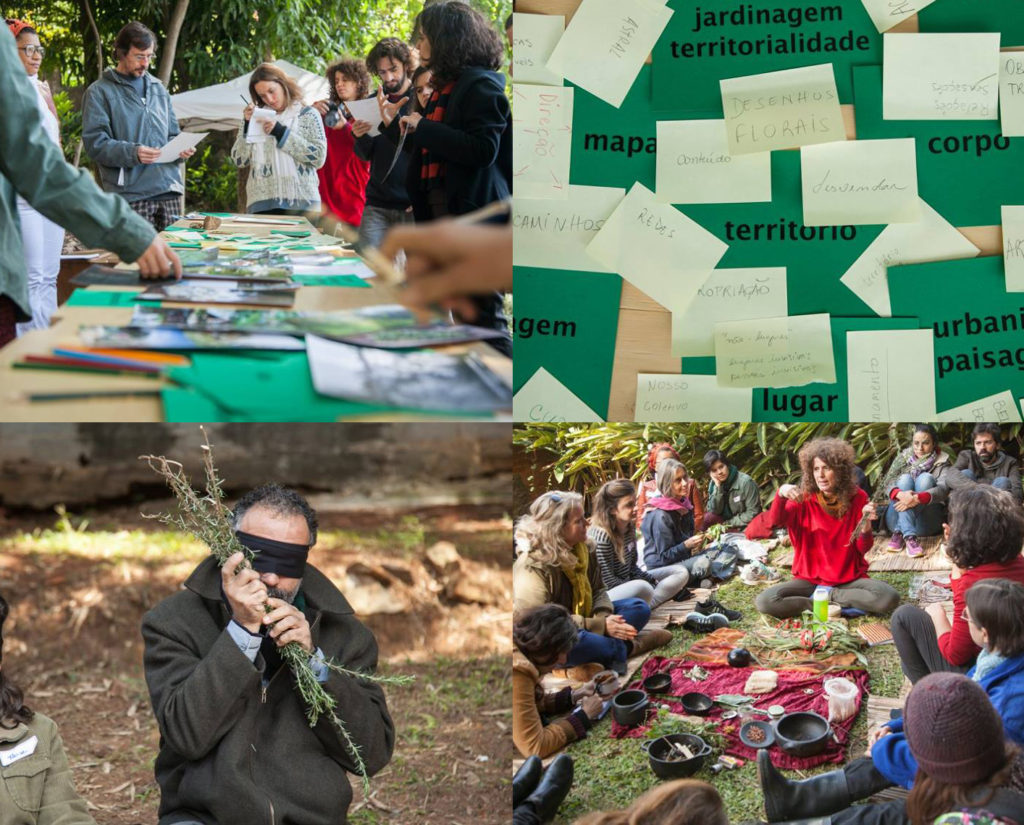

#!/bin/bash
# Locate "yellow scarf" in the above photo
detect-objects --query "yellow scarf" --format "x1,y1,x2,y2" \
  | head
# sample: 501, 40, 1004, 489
816, 491, 848, 519
562, 542, 592, 617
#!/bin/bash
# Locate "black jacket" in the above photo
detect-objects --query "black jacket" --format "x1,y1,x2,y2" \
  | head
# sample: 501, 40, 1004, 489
353, 95, 411, 210
141, 556, 394, 825
641, 507, 696, 570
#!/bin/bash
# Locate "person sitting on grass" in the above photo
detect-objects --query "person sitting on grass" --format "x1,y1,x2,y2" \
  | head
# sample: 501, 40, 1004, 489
891, 485, 1024, 684
757, 671, 1024, 824
950, 422, 1023, 504
590, 478, 690, 609
0, 592, 98, 824
572, 778, 728, 825
757, 578, 1024, 821
514, 491, 671, 676
702, 449, 763, 531
635, 442, 706, 531
755, 438, 900, 620
513, 604, 604, 758
881, 423, 954, 558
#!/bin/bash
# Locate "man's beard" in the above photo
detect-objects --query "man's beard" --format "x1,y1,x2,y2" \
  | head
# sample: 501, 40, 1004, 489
268, 581, 300, 603
383, 76, 404, 94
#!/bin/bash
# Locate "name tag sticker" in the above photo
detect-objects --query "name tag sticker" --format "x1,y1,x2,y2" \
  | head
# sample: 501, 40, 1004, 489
0, 735, 38, 767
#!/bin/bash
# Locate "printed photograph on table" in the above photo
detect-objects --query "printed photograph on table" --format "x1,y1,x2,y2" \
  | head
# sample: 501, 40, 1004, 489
511, 0, 1024, 422
0, 0, 511, 422
511, 420, 1024, 824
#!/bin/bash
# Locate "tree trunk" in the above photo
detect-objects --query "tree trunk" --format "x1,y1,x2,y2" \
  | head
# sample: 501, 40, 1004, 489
80, 0, 103, 84
158, 0, 190, 88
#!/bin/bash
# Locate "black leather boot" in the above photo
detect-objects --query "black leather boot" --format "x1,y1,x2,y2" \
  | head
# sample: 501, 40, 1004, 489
513, 755, 542, 807
758, 750, 851, 821
522, 754, 574, 823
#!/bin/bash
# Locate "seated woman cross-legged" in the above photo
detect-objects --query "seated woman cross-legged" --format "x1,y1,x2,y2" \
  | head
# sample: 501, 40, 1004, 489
513, 492, 671, 676
640, 458, 709, 588
755, 438, 900, 620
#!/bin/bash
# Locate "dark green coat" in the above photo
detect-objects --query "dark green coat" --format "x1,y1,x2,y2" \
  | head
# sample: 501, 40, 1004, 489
0, 26, 153, 321
141, 556, 394, 825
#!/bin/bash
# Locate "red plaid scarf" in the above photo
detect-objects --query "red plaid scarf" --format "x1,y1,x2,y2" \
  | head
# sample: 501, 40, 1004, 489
420, 81, 455, 191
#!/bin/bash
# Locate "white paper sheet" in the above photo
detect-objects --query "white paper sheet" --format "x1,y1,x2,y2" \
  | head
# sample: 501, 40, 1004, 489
847, 329, 937, 420
342, 96, 384, 136
156, 131, 208, 164
246, 107, 279, 143
514, 367, 603, 422
635, 373, 752, 422
935, 390, 1022, 423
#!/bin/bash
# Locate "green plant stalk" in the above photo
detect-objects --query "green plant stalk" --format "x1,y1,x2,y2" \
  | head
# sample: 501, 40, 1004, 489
140, 428, 412, 795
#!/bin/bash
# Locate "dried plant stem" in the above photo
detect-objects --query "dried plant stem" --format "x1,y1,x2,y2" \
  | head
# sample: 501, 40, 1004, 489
140, 427, 412, 794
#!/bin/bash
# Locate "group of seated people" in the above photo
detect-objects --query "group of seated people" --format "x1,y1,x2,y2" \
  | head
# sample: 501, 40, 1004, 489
512, 423, 1024, 825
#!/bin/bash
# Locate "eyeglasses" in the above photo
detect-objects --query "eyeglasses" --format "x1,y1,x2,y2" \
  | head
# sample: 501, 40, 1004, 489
961, 609, 979, 626
18, 45, 45, 57
129, 52, 156, 64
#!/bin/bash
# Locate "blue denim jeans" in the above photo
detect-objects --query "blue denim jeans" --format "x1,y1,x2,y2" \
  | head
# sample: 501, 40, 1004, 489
357, 204, 414, 250
883, 472, 945, 537
959, 468, 1011, 491
565, 598, 651, 667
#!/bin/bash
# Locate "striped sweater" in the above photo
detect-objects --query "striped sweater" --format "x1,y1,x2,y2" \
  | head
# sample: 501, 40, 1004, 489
588, 525, 655, 591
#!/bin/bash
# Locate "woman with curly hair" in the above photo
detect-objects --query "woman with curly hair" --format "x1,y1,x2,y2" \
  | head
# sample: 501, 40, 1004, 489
313, 58, 371, 227
634, 443, 706, 531
754, 438, 900, 619
891, 484, 1024, 683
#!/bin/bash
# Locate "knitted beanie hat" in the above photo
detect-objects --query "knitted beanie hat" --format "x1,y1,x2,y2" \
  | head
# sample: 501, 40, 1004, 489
904, 672, 1007, 785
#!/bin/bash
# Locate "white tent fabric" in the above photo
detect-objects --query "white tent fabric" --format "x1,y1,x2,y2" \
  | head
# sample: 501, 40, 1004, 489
170, 59, 330, 131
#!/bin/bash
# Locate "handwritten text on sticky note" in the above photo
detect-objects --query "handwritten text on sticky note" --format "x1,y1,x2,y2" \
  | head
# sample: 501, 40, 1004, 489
513, 186, 624, 273
511, 13, 564, 86
512, 84, 573, 200
715, 313, 835, 388
635, 373, 752, 422
847, 329, 937, 420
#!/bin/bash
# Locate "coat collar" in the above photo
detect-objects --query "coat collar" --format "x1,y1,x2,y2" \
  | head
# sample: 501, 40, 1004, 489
184, 554, 355, 615
0, 721, 29, 744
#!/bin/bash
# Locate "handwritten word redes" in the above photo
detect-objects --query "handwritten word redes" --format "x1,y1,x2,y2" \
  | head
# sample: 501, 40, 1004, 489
636, 207, 676, 239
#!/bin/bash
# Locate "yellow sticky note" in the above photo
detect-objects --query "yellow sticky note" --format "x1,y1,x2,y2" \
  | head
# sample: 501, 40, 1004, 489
841, 198, 979, 316
545, 0, 673, 108
714, 313, 835, 388
883, 33, 1001, 120
586, 182, 728, 309
801, 138, 919, 226
670, 267, 788, 357
720, 63, 844, 155
635, 373, 752, 422
656, 120, 772, 204
1002, 205, 1024, 292
859, 0, 936, 34
513, 186, 624, 272
511, 13, 565, 86
935, 390, 1022, 423
1000, 53, 1024, 138
847, 329, 937, 420
512, 84, 573, 199
513, 368, 603, 422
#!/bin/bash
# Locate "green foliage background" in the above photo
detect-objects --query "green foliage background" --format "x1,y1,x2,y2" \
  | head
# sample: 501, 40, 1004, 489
512, 422, 1024, 514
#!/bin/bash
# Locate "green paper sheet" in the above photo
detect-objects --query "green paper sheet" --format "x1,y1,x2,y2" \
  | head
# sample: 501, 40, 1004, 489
162, 387, 234, 421
888, 255, 1024, 412
651, 0, 882, 114
852, 64, 1024, 226
290, 274, 370, 287
917, 0, 1024, 45
514, 267, 622, 419
64, 290, 160, 308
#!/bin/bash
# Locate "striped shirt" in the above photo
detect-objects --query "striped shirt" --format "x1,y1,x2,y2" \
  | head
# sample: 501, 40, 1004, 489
588, 525, 655, 591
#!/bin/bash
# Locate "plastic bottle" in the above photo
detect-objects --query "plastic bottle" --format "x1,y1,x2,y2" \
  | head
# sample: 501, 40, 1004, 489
812, 586, 831, 624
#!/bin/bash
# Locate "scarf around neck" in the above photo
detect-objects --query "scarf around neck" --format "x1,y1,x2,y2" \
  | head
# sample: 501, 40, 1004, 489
973, 647, 1008, 683
562, 542, 592, 617
648, 492, 693, 514
901, 447, 940, 479
709, 464, 739, 498
816, 491, 848, 519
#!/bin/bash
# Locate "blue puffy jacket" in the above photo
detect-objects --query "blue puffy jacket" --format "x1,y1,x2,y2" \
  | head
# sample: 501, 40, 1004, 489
872, 651, 1024, 788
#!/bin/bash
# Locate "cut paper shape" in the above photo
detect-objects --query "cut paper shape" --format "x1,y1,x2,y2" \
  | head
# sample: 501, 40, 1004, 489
513, 85, 573, 199
545, 0, 673, 108
635, 373, 752, 421
514, 367, 604, 422
513, 185, 625, 272
882, 32, 1001, 120
847, 329, 937, 420
801, 138, 919, 226
714, 313, 836, 388
1003, 205, 1024, 292
935, 390, 1022, 423
1001, 53, 1024, 138
720, 63, 844, 155
656, 119, 772, 204
859, 0, 936, 34
840, 198, 979, 316
670, 266, 788, 357
586, 182, 728, 309
511, 13, 565, 86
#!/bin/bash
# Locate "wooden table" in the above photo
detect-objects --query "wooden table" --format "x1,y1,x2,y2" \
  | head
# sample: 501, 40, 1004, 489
0, 215, 511, 421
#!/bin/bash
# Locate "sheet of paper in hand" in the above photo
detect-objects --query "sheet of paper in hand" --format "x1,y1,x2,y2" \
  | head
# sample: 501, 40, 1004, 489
246, 107, 278, 142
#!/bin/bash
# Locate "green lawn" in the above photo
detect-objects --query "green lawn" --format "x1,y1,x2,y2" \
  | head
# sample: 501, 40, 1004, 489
553, 548, 913, 823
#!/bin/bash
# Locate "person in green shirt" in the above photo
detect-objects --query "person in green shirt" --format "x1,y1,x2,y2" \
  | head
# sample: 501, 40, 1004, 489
703, 448, 763, 530
0, 24, 181, 346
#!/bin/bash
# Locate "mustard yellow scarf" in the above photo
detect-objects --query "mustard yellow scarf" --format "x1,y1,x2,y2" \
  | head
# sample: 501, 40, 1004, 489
561, 542, 593, 617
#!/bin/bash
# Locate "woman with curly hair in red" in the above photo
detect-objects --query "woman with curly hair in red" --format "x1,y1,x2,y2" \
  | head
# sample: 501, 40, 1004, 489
755, 438, 900, 619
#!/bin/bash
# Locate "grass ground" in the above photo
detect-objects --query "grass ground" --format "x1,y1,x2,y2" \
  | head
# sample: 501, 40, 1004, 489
552, 547, 913, 823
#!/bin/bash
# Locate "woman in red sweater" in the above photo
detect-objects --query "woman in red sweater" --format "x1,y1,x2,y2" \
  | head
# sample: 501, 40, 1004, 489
755, 438, 900, 619
314, 58, 371, 227
892, 484, 1024, 683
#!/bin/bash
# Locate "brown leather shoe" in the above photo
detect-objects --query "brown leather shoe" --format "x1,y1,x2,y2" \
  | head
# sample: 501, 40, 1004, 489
629, 628, 673, 658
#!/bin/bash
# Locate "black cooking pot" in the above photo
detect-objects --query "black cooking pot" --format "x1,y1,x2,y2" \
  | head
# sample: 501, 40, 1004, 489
611, 689, 650, 727
643, 673, 672, 694
681, 691, 713, 716
642, 733, 713, 779
775, 711, 831, 757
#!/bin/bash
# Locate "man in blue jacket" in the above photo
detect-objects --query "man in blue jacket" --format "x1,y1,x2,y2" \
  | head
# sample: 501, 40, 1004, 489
82, 21, 195, 232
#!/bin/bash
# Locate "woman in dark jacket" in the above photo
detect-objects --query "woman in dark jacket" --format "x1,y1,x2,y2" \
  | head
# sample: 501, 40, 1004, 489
401, 2, 511, 356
